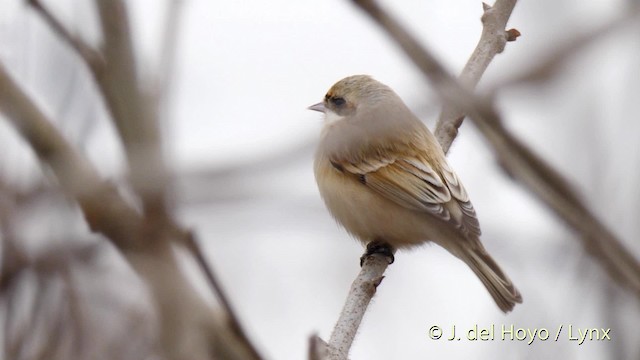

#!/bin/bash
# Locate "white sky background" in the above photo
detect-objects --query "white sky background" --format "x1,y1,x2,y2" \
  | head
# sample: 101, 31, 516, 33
1, 0, 640, 359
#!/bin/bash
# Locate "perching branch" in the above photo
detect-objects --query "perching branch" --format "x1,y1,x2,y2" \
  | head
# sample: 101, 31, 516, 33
353, 0, 640, 296
326, 256, 388, 359
310, 256, 389, 360
434, 0, 518, 154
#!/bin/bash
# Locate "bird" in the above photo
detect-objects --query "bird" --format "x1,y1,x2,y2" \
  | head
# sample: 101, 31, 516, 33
309, 75, 522, 312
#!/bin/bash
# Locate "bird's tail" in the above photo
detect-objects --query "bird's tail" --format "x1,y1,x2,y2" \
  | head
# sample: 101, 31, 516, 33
458, 243, 522, 313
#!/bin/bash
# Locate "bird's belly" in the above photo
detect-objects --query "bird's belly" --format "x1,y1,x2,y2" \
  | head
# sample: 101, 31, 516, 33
315, 160, 440, 248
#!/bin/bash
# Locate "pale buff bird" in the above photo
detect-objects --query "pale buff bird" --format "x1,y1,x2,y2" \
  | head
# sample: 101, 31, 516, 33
310, 75, 522, 312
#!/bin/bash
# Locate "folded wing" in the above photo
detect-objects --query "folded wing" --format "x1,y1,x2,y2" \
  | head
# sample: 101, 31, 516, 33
334, 149, 481, 238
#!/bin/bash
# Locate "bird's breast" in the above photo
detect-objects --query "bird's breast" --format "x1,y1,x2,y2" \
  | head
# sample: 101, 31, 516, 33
313, 153, 446, 248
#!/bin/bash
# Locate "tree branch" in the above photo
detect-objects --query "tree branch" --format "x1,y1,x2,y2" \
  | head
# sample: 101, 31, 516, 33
27, 0, 105, 76
0, 62, 141, 247
326, 256, 388, 359
308, 335, 330, 360
153, 0, 184, 111
0, 63, 261, 360
185, 233, 265, 360
28, 0, 169, 219
21, 2, 265, 357
497, 9, 639, 88
434, 0, 518, 154
94, 0, 169, 219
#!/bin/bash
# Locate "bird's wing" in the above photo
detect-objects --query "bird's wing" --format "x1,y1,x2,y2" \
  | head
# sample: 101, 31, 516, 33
333, 150, 481, 238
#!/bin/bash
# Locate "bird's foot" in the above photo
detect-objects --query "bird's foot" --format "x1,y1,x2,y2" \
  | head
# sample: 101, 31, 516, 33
360, 240, 395, 266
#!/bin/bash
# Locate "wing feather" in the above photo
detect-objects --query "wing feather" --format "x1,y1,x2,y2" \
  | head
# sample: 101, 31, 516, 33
332, 149, 481, 238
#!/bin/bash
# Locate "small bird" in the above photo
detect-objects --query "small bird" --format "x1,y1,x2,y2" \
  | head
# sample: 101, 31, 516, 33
309, 75, 522, 312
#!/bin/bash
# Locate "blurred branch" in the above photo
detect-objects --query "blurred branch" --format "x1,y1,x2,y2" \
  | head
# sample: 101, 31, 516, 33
435, 0, 518, 154
0, 241, 99, 294
0, 62, 141, 246
153, 0, 184, 111
353, 0, 640, 297
177, 140, 315, 206
327, 256, 387, 360
30, 0, 169, 218
94, 0, 169, 219
27, 0, 105, 75
0, 63, 261, 360
185, 233, 265, 360
22, 1, 266, 357
498, 9, 640, 88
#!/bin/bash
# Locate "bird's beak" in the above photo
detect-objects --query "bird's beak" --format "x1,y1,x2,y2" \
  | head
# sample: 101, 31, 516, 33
308, 102, 326, 113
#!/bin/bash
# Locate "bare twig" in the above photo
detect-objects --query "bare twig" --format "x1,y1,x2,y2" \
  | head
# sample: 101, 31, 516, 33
27, 0, 162, 191
434, 0, 518, 154
352, 0, 640, 296
308, 335, 330, 360
60, 267, 87, 359
27, 0, 169, 232
27, 0, 105, 75
0, 63, 261, 360
94, 0, 169, 219
327, 255, 389, 359
0, 62, 142, 247
0, 242, 99, 294
0, 194, 28, 292
153, 0, 184, 111
498, 9, 640, 88
19, 2, 265, 357
184, 233, 264, 360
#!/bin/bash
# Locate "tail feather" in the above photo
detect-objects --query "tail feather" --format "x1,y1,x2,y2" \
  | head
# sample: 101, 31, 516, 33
459, 245, 522, 313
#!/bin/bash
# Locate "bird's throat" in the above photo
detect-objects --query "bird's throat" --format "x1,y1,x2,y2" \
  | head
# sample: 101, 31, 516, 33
323, 110, 346, 125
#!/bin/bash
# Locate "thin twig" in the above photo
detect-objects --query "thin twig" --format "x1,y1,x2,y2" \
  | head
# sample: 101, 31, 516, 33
434, 0, 518, 154
94, 0, 169, 220
0, 62, 142, 247
308, 335, 331, 360
352, 0, 640, 296
0, 242, 99, 294
153, 0, 184, 111
27, 0, 105, 76
0, 63, 261, 360
498, 9, 640, 88
18, 2, 266, 357
185, 233, 264, 360
327, 255, 388, 360
31, 276, 68, 360
61, 265, 86, 359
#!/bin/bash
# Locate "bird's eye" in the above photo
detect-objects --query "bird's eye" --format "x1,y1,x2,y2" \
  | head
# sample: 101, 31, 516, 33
330, 97, 346, 107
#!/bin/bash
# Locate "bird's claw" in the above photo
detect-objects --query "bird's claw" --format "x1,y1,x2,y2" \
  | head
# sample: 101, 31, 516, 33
360, 241, 395, 266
